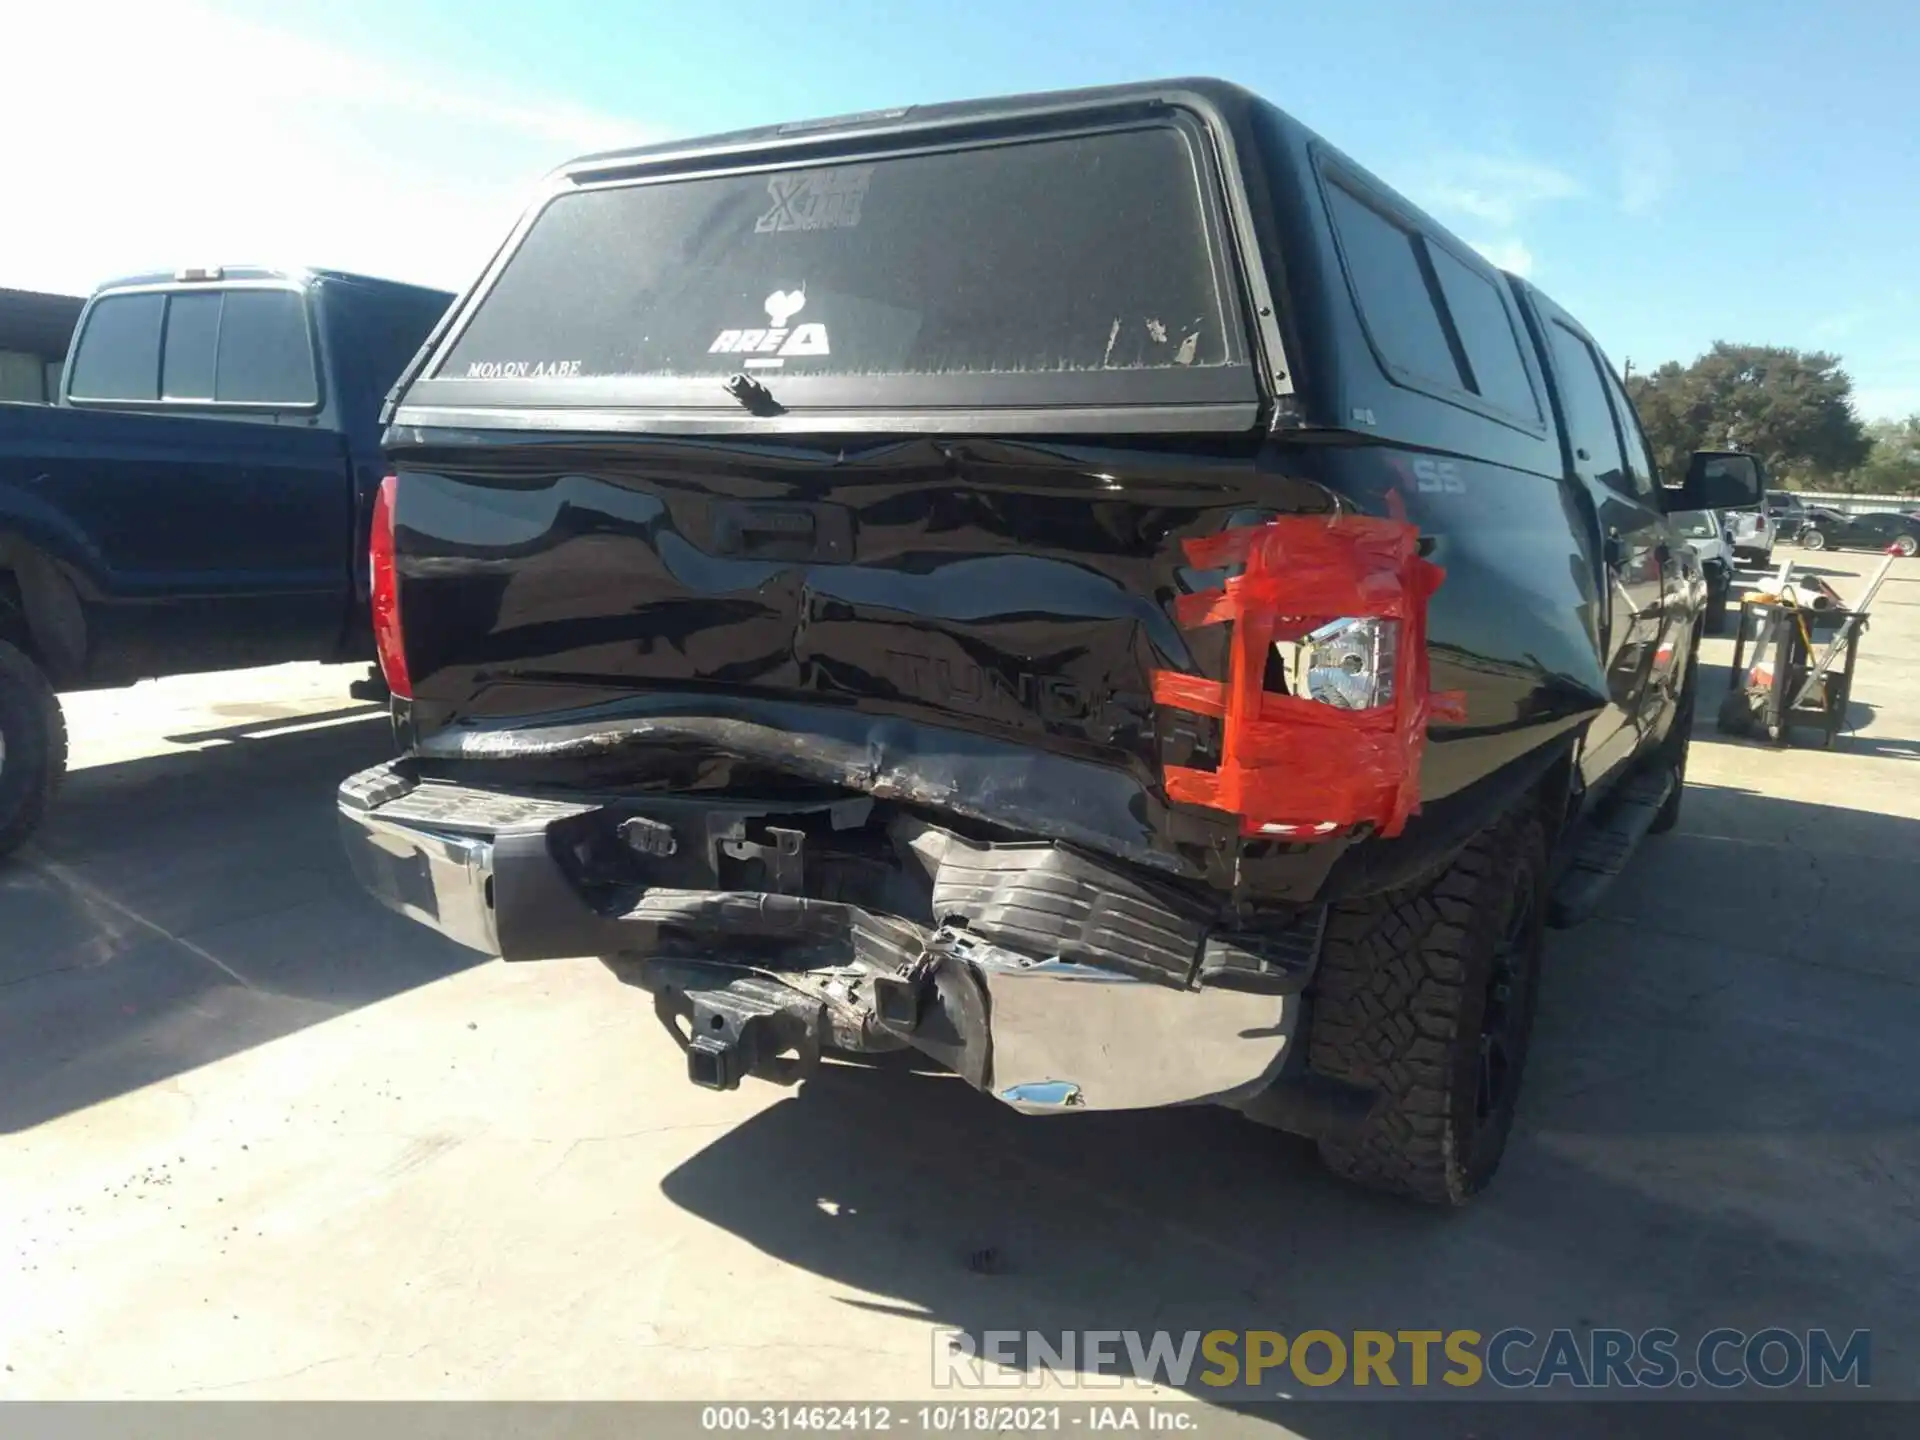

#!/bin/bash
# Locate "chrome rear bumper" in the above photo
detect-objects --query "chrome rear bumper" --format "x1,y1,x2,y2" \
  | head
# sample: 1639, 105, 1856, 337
339, 761, 1321, 1113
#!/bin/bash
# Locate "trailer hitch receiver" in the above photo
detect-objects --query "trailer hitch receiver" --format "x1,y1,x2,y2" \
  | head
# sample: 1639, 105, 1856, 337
651, 964, 827, 1090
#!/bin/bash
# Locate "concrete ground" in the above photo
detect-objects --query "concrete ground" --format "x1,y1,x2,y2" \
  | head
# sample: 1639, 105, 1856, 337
2, 550, 1917, 1430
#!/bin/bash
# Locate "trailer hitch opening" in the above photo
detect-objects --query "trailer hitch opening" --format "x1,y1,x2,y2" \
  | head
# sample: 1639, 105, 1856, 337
651, 966, 828, 1091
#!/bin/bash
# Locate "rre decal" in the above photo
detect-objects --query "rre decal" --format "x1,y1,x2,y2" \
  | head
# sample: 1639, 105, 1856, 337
755, 166, 873, 233
463, 359, 582, 379
708, 288, 830, 368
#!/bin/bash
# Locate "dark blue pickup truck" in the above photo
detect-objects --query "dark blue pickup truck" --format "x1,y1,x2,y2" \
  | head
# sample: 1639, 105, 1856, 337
0, 266, 450, 855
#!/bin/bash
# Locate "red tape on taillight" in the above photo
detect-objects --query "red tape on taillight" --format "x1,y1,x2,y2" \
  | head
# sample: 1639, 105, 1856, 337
370, 474, 412, 701
1153, 511, 1464, 841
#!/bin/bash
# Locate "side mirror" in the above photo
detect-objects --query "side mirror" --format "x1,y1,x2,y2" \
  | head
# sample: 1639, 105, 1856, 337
1668, 451, 1765, 513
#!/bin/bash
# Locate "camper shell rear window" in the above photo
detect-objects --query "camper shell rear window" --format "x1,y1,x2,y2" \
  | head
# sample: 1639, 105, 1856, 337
404, 117, 1259, 429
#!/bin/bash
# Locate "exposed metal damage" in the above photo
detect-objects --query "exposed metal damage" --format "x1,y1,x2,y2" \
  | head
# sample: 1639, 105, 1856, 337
340, 757, 1325, 1114
410, 702, 1254, 881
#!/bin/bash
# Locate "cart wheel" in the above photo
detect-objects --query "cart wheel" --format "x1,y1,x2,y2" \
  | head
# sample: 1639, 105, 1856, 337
1716, 690, 1752, 736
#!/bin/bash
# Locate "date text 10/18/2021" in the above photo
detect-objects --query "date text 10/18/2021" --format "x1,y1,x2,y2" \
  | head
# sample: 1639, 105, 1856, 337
703, 1407, 1190, 1431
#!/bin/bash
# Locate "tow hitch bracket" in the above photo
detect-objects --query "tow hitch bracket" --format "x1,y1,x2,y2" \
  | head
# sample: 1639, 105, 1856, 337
651, 963, 827, 1091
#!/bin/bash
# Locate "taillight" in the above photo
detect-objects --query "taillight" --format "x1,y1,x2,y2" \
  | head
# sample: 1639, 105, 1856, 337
1151, 512, 1463, 841
370, 474, 411, 700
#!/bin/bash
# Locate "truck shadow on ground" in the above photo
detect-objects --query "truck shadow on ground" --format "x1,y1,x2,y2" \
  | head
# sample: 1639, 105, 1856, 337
0, 714, 481, 1135
659, 782, 1918, 1435
160, 701, 386, 746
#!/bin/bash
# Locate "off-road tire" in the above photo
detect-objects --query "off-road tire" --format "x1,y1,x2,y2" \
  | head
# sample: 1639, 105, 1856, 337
0, 639, 67, 860
1649, 670, 1696, 835
1704, 573, 1731, 636
1307, 806, 1547, 1205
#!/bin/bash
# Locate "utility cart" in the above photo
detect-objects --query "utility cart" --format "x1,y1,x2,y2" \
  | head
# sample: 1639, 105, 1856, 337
1715, 552, 1898, 748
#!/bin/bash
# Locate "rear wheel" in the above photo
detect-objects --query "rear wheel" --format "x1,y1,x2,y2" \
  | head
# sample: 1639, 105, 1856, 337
1704, 569, 1731, 635
1306, 807, 1546, 1205
1649, 671, 1696, 834
0, 639, 67, 861
1802, 528, 1828, 551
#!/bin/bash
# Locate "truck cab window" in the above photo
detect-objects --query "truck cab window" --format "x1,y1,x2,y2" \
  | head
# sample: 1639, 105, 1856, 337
1546, 321, 1630, 496
215, 290, 318, 406
68, 293, 164, 401
1599, 362, 1660, 498
161, 293, 221, 400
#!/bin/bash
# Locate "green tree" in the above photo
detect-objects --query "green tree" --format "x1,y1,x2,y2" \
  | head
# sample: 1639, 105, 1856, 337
1624, 343, 1872, 491
1625, 359, 1704, 491
1848, 415, 1920, 497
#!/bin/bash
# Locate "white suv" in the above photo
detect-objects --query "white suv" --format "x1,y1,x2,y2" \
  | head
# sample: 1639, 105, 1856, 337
1726, 506, 1775, 565
1674, 509, 1735, 633
1769, 494, 1811, 543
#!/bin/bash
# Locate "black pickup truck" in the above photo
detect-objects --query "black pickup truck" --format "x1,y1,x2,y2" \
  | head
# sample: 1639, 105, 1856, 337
337, 79, 1760, 1203
0, 267, 450, 855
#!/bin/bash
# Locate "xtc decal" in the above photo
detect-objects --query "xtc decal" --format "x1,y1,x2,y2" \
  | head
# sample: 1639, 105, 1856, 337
709, 288, 831, 369
755, 166, 874, 233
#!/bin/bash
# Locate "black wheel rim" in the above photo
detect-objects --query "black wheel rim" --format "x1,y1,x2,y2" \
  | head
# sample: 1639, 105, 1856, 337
1474, 878, 1535, 1133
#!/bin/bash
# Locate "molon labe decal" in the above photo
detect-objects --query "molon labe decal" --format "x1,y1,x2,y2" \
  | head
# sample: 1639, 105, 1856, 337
709, 288, 831, 369
461, 358, 584, 378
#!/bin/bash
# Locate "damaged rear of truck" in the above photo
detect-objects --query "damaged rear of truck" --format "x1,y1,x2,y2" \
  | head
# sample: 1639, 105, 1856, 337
339, 79, 1749, 1203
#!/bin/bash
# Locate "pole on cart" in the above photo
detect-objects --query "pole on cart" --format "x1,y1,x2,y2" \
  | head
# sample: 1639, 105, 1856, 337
1792, 548, 1900, 709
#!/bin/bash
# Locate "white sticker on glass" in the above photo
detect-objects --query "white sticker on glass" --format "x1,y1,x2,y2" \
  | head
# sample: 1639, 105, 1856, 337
708, 289, 830, 361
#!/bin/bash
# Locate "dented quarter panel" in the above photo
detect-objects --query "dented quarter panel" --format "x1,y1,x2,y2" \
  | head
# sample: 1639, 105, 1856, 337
386, 426, 1610, 898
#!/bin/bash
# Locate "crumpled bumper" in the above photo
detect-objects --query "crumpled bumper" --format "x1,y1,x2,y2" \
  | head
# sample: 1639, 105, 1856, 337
338, 761, 1324, 1114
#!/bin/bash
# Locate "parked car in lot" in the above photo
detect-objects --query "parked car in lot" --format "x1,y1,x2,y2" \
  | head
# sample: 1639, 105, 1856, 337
1674, 509, 1735, 632
1727, 504, 1776, 565
0, 266, 450, 856
337, 78, 1759, 1205
1797, 509, 1920, 555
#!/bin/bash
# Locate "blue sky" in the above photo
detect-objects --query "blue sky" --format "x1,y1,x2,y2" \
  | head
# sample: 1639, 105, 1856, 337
8, 0, 1918, 417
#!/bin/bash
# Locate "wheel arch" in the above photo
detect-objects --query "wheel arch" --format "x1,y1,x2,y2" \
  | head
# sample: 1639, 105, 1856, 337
0, 533, 89, 686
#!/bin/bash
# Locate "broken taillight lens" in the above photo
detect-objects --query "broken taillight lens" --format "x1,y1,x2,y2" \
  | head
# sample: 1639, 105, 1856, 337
370, 474, 411, 701
1284, 616, 1400, 711
1152, 513, 1463, 841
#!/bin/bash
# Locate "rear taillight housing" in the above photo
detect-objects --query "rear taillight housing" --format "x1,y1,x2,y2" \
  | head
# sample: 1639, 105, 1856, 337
1151, 511, 1462, 841
370, 474, 411, 700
